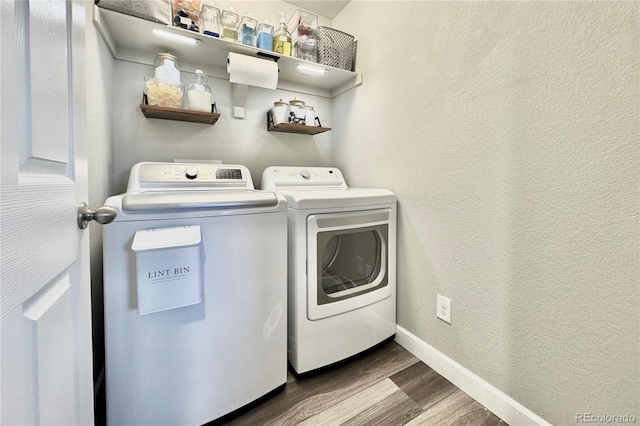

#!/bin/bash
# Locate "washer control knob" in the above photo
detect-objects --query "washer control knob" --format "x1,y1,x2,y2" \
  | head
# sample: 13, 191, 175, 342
300, 170, 310, 180
185, 167, 199, 180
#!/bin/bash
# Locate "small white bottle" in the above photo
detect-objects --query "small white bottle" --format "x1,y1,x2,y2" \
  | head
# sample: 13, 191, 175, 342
154, 52, 181, 82
187, 70, 212, 112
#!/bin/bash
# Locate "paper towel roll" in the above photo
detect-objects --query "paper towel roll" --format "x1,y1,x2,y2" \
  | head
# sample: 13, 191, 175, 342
227, 52, 278, 90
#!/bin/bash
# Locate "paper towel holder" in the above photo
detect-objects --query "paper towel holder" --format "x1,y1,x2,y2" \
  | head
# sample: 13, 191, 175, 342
257, 52, 280, 62
228, 54, 279, 119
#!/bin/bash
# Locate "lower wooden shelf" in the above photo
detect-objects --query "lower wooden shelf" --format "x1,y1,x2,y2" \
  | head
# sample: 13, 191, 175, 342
268, 122, 331, 135
140, 104, 220, 125
266, 111, 331, 135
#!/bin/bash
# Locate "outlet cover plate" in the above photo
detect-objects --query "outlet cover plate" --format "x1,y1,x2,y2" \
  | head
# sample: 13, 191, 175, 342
437, 294, 451, 324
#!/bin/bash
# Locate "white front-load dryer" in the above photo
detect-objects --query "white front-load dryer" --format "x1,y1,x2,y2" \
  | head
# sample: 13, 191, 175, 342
262, 166, 397, 375
103, 162, 288, 425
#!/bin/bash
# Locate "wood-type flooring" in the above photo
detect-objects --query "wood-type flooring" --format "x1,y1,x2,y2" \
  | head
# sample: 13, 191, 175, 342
223, 341, 505, 426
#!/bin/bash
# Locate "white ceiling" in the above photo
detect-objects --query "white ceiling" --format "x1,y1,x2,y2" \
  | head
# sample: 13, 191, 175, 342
282, 0, 351, 19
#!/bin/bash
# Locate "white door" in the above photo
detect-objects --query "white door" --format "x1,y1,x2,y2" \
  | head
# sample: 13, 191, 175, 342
1, 0, 94, 424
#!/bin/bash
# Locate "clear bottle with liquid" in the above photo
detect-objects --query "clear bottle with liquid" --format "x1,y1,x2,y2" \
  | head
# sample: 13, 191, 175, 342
200, 2, 221, 38
221, 6, 239, 42
256, 20, 274, 51
273, 11, 291, 56
239, 12, 257, 46
187, 69, 212, 112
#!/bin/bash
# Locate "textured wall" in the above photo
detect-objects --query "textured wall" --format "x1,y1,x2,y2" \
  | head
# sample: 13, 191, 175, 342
333, 2, 639, 424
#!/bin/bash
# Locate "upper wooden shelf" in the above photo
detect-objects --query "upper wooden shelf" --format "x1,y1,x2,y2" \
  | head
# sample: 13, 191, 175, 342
93, 5, 363, 99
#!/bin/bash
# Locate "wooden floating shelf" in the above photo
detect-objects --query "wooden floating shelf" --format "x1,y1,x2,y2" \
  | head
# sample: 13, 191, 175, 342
268, 123, 331, 135
267, 111, 331, 135
140, 104, 220, 125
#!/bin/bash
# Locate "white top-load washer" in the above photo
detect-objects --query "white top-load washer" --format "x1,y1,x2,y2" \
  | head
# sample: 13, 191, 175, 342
103, 162, 288, 425
261, 166, 397, 375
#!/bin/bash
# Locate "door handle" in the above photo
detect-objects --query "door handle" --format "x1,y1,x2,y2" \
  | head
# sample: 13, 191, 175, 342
77, 202, 117, 229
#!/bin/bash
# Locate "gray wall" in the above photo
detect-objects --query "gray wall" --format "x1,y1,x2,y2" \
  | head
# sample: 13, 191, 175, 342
333, 2, 639, 424
87, 1, 639, 422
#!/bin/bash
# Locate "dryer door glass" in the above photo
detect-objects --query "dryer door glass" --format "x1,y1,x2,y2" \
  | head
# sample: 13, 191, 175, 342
316, 224, 388, 305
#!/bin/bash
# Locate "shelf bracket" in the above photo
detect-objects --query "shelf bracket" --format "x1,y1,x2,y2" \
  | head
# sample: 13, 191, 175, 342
92, 5, 117, 59
232, 83, 248, 119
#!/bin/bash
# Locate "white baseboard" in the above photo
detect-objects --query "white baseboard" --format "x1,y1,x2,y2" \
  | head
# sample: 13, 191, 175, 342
395, 325, 550, 426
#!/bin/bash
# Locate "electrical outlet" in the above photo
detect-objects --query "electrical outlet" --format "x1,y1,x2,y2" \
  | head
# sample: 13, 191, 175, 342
436, 294, 451, 324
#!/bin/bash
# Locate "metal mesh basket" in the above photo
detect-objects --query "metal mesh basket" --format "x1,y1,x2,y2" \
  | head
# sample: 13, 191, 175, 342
315, 26, 357, 71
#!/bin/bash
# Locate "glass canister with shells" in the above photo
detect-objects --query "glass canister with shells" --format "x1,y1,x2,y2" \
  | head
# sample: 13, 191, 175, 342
288, 97, 306, 124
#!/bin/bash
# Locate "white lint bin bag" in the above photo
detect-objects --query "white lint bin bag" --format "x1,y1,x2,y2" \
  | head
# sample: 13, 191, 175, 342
131, 225, 203, 315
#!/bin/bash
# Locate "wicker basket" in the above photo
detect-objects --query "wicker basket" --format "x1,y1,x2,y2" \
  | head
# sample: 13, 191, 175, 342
315, 26, 357, 71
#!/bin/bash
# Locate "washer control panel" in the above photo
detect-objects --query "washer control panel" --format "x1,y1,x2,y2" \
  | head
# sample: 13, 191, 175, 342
261, 166, 348, 190
127, 162, 254, 191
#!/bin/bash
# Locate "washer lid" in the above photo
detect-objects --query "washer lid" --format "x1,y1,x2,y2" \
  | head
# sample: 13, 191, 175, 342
105, 189, 287, 222
122, 190, 279, 211
280, 188, 396, 210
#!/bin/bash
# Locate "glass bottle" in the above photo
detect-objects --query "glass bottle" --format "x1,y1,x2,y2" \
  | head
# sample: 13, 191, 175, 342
273, 11, 291, 56
304, 105, 316, 126
271, 99, 289, 125
187, 69, 212, 112
296, 29, 317, 62
288, 97, 305, 124
239, 12, 257, 46
291, 12, 317, 62
200, 2, 221, 38
221, 6, 239, 42
256, 20, 274, 51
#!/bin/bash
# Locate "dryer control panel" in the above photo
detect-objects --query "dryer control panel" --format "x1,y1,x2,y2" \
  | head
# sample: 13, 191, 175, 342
261, 166, 348, 190
127, 162, 254, 192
